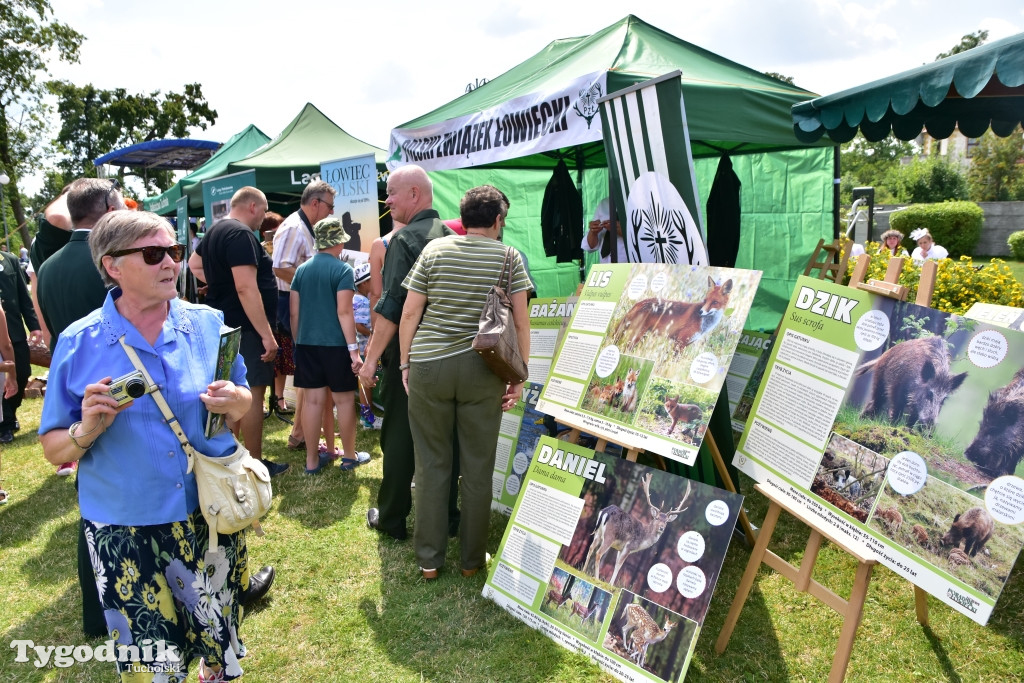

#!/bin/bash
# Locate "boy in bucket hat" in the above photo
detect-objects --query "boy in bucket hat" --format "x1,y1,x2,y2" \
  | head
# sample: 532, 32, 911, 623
289, 217, 372, 473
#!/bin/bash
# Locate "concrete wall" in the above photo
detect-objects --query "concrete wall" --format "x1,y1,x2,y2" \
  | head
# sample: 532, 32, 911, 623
868, 201, 1024, 257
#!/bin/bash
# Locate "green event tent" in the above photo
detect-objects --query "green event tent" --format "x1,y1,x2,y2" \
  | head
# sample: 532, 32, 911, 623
141, 125, 272, 216
390, 15, 835, 330
227, 102, 387, 203
792, 31, 1024, 143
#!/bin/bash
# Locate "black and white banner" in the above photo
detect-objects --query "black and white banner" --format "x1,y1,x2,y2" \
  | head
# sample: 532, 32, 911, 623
388, 72, 607, 172
599, 72, 708, 265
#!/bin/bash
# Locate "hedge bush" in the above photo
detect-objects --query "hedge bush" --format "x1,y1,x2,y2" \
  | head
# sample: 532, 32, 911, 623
889, 201, 984, 258
842, 239, 1024, 315
1008, 230, 1024, 260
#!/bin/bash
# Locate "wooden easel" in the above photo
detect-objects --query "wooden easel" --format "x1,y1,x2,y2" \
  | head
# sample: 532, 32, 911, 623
714, 253, 938, 682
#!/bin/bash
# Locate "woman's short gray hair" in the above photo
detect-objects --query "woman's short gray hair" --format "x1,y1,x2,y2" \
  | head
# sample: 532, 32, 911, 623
90, 210, 176, 287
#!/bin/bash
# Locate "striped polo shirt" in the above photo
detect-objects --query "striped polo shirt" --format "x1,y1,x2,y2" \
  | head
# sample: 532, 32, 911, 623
403, 235, 531, 362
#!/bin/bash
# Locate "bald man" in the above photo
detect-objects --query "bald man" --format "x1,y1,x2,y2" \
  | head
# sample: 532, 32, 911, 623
359, 165, 458, 541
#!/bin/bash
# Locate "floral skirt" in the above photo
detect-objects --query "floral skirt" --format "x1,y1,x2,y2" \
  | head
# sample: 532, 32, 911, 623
274, 328, 295, 376
83, 510, 249, 682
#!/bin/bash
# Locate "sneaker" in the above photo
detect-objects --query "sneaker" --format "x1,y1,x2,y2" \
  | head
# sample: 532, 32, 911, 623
262, 460, 290, 478
56, 461, 78, 477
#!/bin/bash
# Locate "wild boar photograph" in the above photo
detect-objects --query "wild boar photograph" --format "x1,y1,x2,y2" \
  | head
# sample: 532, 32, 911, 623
839, 303, 1024, 492
868, 476, 1024, 600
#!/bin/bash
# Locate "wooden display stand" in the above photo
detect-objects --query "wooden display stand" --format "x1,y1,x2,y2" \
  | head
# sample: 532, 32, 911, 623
714, 254, 937, 682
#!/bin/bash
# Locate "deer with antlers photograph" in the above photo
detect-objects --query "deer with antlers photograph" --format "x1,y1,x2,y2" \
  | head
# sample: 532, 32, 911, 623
582, 472, 692, 587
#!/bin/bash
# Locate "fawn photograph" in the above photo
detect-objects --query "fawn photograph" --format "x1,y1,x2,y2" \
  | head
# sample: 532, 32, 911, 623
557, 453, 742, 621
538, 567, 611, 643
868, 475, 1024, 600
603, 590, 695, 681
601, 264, 760, 388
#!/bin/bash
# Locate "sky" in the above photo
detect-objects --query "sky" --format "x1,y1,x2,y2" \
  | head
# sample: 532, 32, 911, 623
32, 0, 1024, 196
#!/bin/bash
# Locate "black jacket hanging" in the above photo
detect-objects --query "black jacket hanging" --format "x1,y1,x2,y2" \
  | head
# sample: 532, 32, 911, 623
706, 154, 742, 268
540, 159, 583, 263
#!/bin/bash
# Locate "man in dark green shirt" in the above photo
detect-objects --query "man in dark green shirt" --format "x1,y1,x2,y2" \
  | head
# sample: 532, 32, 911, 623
36, 179, 125, 350
0, 248, 42, 443
359, 165, 457, 541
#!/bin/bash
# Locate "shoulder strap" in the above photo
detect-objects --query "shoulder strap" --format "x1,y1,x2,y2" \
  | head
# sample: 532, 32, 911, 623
499, 247, 512, 290
118, 336, 200, 472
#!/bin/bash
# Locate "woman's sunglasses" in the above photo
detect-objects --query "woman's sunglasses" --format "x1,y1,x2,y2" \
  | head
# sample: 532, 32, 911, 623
108, 244, 186, 265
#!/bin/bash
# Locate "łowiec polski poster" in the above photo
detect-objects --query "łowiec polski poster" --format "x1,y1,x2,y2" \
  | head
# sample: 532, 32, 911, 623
537, 264, 760, 464
734, 275, 1024, 625
483, 436, 742, 682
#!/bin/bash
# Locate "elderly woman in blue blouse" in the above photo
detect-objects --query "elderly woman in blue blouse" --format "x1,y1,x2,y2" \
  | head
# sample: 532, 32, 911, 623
40, 211, 252, 683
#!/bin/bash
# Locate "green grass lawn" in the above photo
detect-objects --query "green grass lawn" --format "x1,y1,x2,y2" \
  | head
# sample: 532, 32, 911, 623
2, 395, 1024, 682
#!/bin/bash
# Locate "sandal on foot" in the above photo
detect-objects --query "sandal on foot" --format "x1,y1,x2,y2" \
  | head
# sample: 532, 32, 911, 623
198, 659, 226, 683
305, 453, 331, 474
339, 458, 358, 471
287, 437, 305, 451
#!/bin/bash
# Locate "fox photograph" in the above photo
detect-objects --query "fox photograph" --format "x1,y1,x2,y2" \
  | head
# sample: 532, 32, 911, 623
582, 358, 655, 423
631, 377, 717, 446
602, 265, 760, 391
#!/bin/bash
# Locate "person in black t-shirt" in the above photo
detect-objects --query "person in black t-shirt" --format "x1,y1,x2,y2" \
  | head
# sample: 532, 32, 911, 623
188, 186, 288, 478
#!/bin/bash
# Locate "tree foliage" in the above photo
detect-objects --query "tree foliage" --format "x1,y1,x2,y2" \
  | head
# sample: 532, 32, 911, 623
967, 126, 1024, 201
887, 157, 969, 204
0, 0, 83, 244
935, 30, 988, 60
763, 71, 795, 85
49, 81, 218, 194
839, 136, 914, 205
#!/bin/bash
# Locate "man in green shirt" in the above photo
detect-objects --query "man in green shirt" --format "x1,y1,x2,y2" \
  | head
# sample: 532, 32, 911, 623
359, 165, 458, 541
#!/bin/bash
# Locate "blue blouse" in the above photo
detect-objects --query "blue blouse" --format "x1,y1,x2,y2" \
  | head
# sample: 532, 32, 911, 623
40, 290, 248, 526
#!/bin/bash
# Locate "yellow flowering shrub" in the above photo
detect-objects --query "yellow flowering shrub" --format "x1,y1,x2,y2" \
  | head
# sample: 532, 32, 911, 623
841, 239, 1024, 315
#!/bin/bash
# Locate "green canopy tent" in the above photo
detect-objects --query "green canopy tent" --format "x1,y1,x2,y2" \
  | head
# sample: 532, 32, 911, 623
178, 124, 272, 212
228, 102, 387, 208
389, 15, 835, 330
142, 125, 272, 216
792, 31, 1024, 143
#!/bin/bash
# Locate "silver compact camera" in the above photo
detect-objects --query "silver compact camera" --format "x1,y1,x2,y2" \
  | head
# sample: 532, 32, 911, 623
108, 370, 150, 406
